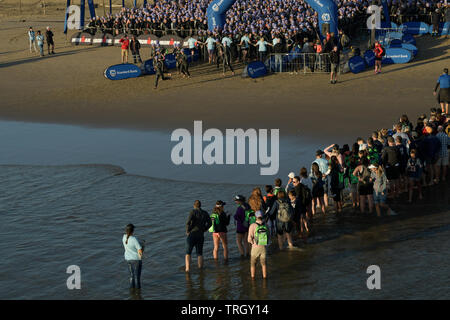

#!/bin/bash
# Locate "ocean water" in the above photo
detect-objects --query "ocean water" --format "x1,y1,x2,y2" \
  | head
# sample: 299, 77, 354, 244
0, 164, 449, 300
0, 121, 449, 299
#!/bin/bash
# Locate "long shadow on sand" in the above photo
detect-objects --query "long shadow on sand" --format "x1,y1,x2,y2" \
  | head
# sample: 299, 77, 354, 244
0, 47, 98, 68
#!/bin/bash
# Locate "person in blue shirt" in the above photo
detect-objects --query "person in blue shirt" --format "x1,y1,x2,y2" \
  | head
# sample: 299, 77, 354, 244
434, 68, 449, 114
239, 33, 250, 64
253, 37, 272, 62
186, 36, 197, 59
36, 31, 45, 57
122, 224, 143, 289
28, 27, 37, 53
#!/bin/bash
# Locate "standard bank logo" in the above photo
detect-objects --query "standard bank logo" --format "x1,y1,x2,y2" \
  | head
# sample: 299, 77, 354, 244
321, 13, 330, 22
110, 70, 116, 77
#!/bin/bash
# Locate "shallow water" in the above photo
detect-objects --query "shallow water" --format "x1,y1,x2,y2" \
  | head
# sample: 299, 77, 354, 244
0, 120, 449, 300
0, 164, 448, 300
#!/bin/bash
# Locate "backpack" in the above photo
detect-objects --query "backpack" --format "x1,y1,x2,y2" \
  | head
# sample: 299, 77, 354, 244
243, 209, 256, 229
264, 195, 277, 220
254, 224, 269, 246
277, 200, 292, 223
299, 183, 312, 206
208, 213, 220, 233
358, 166, 371, 185
380, 46, 386, 56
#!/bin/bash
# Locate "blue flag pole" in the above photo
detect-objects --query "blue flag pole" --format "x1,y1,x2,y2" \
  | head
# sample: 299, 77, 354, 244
80, 0, 85, 29
87, 0, 96, 19
109, 0, 112, 14
63, 0, 71, 34
122, 0, 125, 7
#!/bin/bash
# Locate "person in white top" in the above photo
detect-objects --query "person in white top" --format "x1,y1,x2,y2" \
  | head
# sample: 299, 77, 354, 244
28, 27, 37, 53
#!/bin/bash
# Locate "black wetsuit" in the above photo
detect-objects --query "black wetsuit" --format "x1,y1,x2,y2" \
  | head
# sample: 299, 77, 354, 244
154, 56, 165, 88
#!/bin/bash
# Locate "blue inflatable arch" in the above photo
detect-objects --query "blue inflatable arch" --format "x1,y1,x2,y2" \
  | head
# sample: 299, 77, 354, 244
207, 0, 338, 37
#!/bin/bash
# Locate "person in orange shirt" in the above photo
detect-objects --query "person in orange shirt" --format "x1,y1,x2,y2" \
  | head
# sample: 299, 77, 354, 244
119, 34, 130, 63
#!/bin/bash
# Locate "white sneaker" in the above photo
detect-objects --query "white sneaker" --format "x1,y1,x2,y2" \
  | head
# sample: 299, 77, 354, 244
389, 210, 398, 216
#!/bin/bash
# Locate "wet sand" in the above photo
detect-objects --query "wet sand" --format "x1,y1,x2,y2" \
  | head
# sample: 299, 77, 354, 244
0, 9, 449, 141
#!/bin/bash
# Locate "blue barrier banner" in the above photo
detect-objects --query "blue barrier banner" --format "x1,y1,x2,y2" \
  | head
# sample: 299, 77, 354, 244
207, 0, 235, 31
182, 48, 199, 63
164, 54, 177, 69
348, 55, 366, 74
63, 0, 71, 34
401, 43, 418, 56
104, 63, 142, 80
247, 61, 267, 79
143, 59, 156, 75
363, 49, 375, 67
401, 34, 416, 45
380, 21, 397, 29
382, 48, 412, 64
429, 22, 447, 35
401, 22, 430, 35
389, 39, 402, 47
443, 22, 450, 36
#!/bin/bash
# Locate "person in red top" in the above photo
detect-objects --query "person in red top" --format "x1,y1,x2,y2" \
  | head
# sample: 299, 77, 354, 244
119, 35, 130, 63
373, 41, 384, 74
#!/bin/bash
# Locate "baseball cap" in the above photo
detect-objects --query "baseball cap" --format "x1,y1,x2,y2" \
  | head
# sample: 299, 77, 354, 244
288, 172, 295, 179
216, 200, 226, 207
234, 195, 245, 202
368, 164, 378, 169
316, 149, 324, 156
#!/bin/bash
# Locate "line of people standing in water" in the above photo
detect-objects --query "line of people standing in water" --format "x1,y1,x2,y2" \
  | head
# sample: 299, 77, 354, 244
122, 107, 449, 287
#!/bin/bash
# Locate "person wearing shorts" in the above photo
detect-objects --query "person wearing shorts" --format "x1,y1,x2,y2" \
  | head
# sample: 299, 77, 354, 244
434, 68, 450, 114
370, 164, 397, 217
268, 190, 294, 250
406, 149, 424, 203
233, 195, 250, 257
248, 211, 268, 279
119, 35, 130, 63
329, 45, 340, 84
354, 157, 374, 214
210, 200, 230, 262
185, 200, 211, 273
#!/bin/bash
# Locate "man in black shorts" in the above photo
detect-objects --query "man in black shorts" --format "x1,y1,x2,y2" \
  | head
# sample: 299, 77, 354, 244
185, 200, 211, 272
381, 136, 401, 198
45, 26, 55, 55
329, 45, 340, 84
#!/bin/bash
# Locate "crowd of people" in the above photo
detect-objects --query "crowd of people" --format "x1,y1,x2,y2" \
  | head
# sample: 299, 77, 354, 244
123, 102, 450, 286
389, 0, 450, 26
85, 0, 370, 47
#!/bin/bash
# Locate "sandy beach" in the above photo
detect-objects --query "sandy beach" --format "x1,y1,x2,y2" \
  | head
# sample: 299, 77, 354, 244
0, 5, 449, 140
